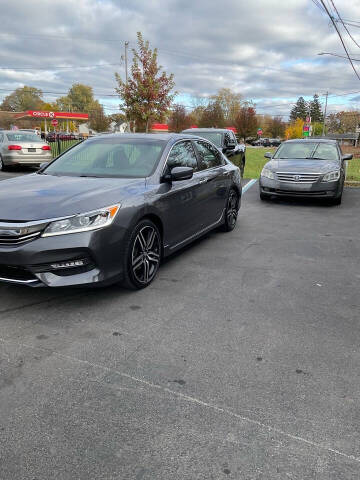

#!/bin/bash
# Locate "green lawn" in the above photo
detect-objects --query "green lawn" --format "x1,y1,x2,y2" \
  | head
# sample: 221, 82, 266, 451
244, 146, 360, 181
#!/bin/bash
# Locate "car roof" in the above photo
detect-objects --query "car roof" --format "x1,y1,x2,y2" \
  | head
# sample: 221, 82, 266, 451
182, 128, 229, 133
87, 132, 205, 142
1, 130, 40, 134
283, 138, 338, 144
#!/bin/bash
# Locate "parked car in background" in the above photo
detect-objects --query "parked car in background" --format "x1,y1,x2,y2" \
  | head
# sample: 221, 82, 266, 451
181, 128, 246, 176
46, 132, 57, 142
0, 130, 52, 170
0, 133, 242, 289
19, 129, 40, 137
259, 139, 353, 205
269, 138, 281, 147
252, 137, 271, 147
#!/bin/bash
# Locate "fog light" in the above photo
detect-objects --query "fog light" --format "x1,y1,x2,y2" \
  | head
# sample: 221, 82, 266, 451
50, 259, 87, 270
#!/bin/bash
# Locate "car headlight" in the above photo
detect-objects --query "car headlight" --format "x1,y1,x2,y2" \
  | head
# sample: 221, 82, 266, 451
42, 204, 120, 237
322, 170, 340, 182
261, 168, 275, 180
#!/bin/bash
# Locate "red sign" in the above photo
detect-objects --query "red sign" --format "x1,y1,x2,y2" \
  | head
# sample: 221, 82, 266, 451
306, 116, 311, 123
257, 128, 263, 136
51, 119, 58, 126
24, 110, 89, 120
303, 125, 310, 132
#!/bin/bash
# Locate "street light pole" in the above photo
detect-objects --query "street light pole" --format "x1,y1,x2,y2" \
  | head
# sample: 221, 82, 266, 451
322, 91, 328, 136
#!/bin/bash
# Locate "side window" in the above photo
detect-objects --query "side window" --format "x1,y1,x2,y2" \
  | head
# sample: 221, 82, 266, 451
194, 140, 223, 170
167, 141, 198, 171
0, 134, 3, 142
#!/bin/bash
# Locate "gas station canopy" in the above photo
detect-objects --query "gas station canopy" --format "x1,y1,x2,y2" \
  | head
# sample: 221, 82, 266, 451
14, 110, 89, 121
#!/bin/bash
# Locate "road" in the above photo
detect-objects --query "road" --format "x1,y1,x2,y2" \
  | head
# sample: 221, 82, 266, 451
0, 169, 359, 479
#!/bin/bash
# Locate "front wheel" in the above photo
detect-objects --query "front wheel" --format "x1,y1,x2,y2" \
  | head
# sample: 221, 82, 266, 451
220, 189, 239, 232
328, 194, 342, 206
121, 219, 162, 290
260, 192, 270, 201
0, 155, 5, 171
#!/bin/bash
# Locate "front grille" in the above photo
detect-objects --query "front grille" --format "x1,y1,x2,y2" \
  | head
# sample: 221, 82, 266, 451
0, 231, 41, 246
274, 189, 327, 196
276, 172, 321, 183
0, 265, 37, 282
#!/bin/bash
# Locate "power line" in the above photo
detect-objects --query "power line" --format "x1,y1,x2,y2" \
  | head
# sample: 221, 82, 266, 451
329, 0, 360, 50
319, 0, 360, 81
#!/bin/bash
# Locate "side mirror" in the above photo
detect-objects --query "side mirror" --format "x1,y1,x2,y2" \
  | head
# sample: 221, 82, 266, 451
39, 162, 50, 170
264, 152, 272, 159
166, 166, 194, 182
342, 154, 353, 161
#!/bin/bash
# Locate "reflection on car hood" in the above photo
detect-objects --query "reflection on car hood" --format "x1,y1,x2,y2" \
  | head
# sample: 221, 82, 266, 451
0, 174, 145, 221
267, 158, 339, 173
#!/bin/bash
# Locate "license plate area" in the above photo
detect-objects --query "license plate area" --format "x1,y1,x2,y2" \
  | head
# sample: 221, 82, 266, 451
28, 148, 36, 153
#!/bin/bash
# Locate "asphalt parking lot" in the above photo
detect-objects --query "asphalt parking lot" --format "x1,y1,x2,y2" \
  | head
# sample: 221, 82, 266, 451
0, 169, 359, 479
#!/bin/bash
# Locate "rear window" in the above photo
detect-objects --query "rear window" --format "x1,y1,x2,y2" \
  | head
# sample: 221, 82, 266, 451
6, 133, 41, 143
185, 131, 223, 147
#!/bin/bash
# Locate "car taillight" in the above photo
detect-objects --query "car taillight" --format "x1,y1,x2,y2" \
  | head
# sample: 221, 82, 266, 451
42, 145, 51, 150
8, 145, 22, 150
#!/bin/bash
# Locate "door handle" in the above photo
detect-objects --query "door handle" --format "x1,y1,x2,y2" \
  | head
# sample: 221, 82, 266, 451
198, 178, 207, 184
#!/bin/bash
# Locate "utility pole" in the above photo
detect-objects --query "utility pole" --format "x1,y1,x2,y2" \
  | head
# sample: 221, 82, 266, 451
322, 91, 328, 136
125, 41, 129, 85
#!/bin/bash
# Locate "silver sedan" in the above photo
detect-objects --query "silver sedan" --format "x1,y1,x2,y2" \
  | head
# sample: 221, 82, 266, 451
0, 130, 52, 170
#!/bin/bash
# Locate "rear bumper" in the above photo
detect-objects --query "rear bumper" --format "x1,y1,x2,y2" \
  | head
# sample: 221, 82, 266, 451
259, 177, 341, 198
3, 153, 52, 165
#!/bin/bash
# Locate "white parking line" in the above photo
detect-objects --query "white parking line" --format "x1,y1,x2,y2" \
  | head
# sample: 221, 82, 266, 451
242, 178, 257, 193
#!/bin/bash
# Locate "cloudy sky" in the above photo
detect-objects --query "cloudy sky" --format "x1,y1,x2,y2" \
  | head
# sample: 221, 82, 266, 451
1, 0, 360, 118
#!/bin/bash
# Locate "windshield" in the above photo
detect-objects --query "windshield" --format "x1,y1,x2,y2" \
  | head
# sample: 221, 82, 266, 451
6, 133, 41, 143
185, 131, 223, 147
43, 137, 166, 178
274, 142, 339, 161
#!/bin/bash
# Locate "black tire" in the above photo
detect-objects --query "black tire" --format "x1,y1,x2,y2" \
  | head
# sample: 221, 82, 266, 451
121, 219, 162, 290
240, 158, 245, 178
260, 192, 270, 201
329, 194, 342, 206
0, 155, 5, 171
220, 188, 239, 232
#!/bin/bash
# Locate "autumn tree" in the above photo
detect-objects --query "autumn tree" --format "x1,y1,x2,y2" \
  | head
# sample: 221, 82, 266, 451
285, 118, 304, 139
0, 112, 14, 129
210, 88, 242, 124
267, 116, 285, 137
0, 86, 43, 111
168, 104, 193, 132
57, 84, 95, 112
88, 102, 111, 132
327, 111, 359, 134
198, 101, 225, 128
234, 103, 258, 141
115, 32, 176, 132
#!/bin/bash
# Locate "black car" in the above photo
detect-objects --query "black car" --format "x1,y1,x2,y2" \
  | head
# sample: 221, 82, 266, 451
182, 128, 246, 177
259, 139, 353, 205
0, 133, 242, 289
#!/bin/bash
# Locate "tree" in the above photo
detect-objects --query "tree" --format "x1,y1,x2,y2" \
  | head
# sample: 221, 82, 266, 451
234, 103, 258, 141
309, 94, 323, 123
198, 101, 225, 128
289, 97, 308, 122
168, 104, 193, 132
267, 116, 285, 137
0, 86, 43, 111
0, 112, 14, 129
285, 118, 304, 139
56, 84, 95, 112
327, 111, 359, 134
210, 88, 242, 124
115, 32, 176, 132
88, 102, 111, 132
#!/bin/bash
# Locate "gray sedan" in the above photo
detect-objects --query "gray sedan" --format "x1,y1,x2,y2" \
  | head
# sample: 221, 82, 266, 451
0, 130, 52, 170
0, 133, 242, 289
259, 139, 353, 205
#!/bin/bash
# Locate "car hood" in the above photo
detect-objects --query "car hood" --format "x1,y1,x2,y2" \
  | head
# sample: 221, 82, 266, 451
267, 158, 340, 173
0, 174, 145, 221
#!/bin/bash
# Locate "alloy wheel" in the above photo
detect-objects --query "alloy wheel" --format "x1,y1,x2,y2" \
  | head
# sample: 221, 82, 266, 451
226, 190, 238, 228
131, 225, 161, 285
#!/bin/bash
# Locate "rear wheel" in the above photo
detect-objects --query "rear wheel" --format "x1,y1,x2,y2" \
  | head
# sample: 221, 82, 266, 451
220, 188, 239, 232
121, 219, 162, 290
0, 155, 5, 171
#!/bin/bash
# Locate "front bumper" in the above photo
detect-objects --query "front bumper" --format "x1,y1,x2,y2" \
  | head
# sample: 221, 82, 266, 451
0, 225, 128, 288
259, 177, 341, 198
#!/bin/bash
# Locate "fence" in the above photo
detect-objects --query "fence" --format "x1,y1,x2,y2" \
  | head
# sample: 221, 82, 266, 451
47, 135, 84, 158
